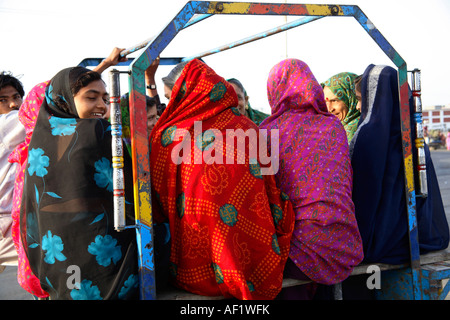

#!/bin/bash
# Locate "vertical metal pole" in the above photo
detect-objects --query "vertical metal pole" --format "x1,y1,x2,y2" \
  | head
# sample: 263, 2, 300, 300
109, 69, 126, 231
411, 69, 428, 197
128, 69, 157, 300
332, 283, 343, 300
399, 65, 423, 300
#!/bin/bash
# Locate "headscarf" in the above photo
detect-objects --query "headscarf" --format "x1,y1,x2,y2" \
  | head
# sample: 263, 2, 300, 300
149, 59, 295, 300
260, 59, 363, 285
19, 67, 138, 300
246, 105, 269, 126
350, 64, 449, 264
322, 72, 360, 143
8, 81, 50, 298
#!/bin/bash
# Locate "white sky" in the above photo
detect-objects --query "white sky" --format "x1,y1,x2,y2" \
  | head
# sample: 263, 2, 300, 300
1, 0, 449, 113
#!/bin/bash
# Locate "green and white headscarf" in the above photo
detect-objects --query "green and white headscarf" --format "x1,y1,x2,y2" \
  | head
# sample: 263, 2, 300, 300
322, 72, 360, 143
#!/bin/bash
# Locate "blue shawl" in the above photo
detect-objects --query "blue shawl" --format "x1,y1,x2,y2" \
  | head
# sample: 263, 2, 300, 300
350, 65, 449, 264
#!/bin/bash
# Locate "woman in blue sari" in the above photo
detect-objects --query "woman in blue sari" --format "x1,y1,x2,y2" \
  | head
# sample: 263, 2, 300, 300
350, 64, 449, 265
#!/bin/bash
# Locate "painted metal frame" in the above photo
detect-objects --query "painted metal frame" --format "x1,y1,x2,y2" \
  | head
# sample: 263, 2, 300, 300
96, 1, 420, 299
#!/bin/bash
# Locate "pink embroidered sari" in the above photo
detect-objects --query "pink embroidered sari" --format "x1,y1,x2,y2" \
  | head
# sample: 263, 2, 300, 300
260, 59, 363, 285
9, 81, 49, 298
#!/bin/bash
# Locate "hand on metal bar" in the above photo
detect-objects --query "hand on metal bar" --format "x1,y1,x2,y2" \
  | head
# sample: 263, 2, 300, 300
93, 47, 128, 74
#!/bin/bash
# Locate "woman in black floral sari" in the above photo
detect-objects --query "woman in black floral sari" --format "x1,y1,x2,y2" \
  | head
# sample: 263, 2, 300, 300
20, 67, 138, 300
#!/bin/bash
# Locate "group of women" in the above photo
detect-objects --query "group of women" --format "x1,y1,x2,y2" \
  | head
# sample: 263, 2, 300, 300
8, 53, 449, 300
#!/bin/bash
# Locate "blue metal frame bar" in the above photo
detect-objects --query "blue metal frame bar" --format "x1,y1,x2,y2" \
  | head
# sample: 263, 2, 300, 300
77, 13, 212, 68
78, 58, 134, 68
182, 15, 323, 61
78, 57, 183, 68
121, 13, 212, 57
183, 13, 213, 28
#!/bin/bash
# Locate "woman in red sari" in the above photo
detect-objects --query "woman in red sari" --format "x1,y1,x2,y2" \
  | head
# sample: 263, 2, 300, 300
149, 59, 294, 300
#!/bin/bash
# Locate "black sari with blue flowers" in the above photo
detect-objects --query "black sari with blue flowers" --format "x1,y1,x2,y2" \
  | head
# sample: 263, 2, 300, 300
20, 67, 138, 300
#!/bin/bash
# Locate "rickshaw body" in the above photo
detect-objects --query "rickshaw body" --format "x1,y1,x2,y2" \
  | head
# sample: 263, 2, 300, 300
79, 1, 450, 300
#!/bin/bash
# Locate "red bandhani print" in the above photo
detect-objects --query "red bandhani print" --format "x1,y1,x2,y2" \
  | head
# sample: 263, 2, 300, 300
149, 59, 295, 299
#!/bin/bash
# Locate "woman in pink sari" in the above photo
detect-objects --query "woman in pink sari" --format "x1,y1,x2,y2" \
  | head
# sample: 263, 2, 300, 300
260, 59, 363, 299
9, 81, 49, 298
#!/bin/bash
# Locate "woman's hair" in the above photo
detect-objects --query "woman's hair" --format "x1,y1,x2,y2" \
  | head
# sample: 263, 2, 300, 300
354, 75, 362, 93
227, 78, 245, 95
53, 67, 102, 114
162, 61, 189, 89
70, 68, 103, 95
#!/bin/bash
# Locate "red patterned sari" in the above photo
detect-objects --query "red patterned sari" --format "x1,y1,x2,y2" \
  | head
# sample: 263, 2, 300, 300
149, 59, 294, 299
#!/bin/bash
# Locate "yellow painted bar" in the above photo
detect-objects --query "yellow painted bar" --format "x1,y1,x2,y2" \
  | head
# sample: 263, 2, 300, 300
404, 154, 415, 192
207, 1, 251, 14
131, 130, 153, 226
206, 2, 344, 16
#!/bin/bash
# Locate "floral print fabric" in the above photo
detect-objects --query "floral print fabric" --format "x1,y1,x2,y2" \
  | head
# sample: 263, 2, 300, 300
19, 68, 138, 300
260, 59, 363, 285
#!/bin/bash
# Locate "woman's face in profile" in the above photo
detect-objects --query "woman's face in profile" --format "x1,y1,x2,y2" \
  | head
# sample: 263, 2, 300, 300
323, 86, 348, 121
230, 83, 248, 116
164, 85, 172, 101
355, 88, 362, 112
73, 80, 109, 119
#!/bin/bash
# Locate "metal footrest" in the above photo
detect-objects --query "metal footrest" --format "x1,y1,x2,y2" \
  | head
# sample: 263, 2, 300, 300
376, 261, 450, 300
421, 261, 450, 300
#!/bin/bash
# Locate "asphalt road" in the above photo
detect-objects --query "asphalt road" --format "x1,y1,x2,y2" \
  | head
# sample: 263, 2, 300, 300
1, 150, 450, 300
430, 150, 450, 223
